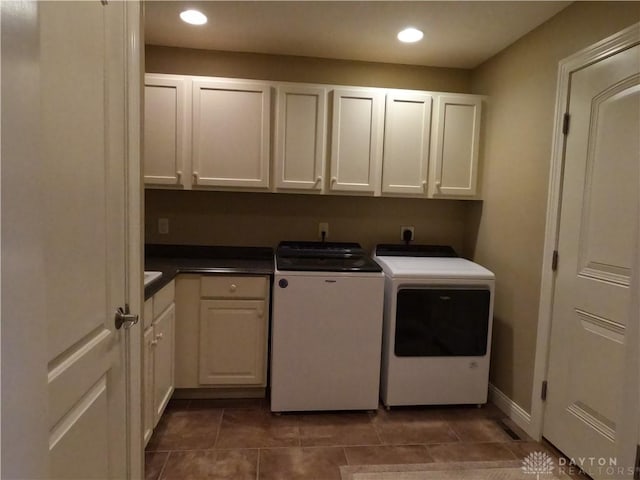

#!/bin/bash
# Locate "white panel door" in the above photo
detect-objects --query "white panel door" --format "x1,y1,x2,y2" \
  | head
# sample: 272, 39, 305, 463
199, 300, 268, 385
41, 1, 129, 478
429, 95, 481, 198
543, 44, 639, 479
274, 85, 327, 191
192, 79, 271, 188
144, 74, 190, 187
382, 91, 432, 195
329, 88, 384, 195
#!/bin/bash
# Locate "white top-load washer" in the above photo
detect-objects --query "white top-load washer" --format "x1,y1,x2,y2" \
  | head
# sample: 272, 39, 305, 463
373, 245, 495, 408
271, 241, 385, 413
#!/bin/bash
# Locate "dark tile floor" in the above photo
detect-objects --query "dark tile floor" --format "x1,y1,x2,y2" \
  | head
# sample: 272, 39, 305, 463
145, 398, 583, 480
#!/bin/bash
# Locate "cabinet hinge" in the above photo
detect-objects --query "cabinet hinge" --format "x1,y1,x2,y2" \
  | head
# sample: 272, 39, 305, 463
634, 445, 640, 480
562, 113, 571, 135
541, 380, 548, 401
552, 250, 559, 272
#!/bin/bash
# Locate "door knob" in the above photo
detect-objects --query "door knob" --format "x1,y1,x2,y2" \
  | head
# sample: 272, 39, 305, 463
115, 304, 139, 330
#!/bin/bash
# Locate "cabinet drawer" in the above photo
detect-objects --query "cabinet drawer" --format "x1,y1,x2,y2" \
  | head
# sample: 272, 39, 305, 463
144, 298, 154, 331
153, 280, 175, 318
201, 276, 267, 299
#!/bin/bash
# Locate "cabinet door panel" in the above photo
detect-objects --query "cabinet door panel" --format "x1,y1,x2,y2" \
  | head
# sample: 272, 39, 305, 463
144, 75, 189, 186
192, 79, 270, 188
143, 327, 155, 445
429, 95, 481, 198
153, 303, 175, 425
199, 300, 267, 386
275, 86, 327, 191
382, 92, 432, 195
330, 89, 384, 194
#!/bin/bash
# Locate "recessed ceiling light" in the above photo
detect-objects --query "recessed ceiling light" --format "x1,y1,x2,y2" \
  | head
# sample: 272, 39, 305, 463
180, 9, 207, 26
397, 27, 424, 43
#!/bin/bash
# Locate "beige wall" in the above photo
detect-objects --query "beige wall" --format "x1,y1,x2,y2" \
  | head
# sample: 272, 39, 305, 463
469, 2, 640, 412
145, 45, 472, 92
145, 190, 470, 256
144, 46, 475, 256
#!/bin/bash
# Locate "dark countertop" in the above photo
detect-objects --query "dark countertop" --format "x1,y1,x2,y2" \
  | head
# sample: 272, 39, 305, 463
144, 244, 274, 299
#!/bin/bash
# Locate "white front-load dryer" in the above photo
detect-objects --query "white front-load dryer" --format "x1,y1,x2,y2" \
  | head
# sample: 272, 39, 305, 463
373, 245, 495, 407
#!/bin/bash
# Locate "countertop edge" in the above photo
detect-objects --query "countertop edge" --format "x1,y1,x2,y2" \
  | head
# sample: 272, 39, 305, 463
144, 263, 274, 300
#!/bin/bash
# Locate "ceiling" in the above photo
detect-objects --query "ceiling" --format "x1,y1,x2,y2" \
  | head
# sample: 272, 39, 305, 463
144, 1, 571, 69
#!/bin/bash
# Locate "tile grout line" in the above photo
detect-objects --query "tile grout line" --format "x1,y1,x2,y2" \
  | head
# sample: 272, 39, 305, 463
212, 407, 225, 448
256, 448, 261, 480
156, 450, 171, 480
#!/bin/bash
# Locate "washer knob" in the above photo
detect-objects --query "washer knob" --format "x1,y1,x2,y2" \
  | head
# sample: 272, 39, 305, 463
278, 279, 288, 288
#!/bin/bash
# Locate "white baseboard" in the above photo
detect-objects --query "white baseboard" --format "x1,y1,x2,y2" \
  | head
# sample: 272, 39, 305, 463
488, 383, 534, 438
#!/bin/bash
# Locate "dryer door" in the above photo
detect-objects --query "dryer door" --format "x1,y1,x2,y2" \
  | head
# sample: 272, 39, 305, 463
394, 288, 490, 357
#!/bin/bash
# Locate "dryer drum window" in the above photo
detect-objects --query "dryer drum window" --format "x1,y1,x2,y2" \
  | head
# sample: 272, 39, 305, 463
394, 288, 490, 357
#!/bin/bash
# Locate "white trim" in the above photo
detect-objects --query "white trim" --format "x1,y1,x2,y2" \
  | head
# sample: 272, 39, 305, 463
488, 384, 533, 438
531, 22, 640, 441
124, 2, 143, 479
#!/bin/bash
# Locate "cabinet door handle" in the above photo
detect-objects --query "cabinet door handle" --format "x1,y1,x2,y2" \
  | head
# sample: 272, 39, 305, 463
156, 332, 164, 340
193, 172, 199, 184
330, 177, 337, 187
422, 180, 427, 191
314, 176, 322, 185
176, 170, 183, 183
435, 180, 441, 190
257, 310, 264, 318
150, 340, 158, 346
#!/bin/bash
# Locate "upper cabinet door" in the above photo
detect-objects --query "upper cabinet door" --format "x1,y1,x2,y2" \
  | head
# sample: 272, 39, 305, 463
382, 92, 432, 196
144, 74, 190, 187
429, 95, 482, 198
329, 89, 385, 195
192, 79, 271, 189
274, 85, 327, 192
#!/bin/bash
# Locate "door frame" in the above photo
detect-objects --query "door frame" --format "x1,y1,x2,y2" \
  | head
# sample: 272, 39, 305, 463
125, 1, 144, 478
531, 22, 640, 453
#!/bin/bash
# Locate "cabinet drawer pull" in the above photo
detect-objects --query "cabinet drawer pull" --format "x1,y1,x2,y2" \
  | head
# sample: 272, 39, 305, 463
229, 284, 237, 292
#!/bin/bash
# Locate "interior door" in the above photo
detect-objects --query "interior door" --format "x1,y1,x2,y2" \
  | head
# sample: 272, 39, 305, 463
543, 44, 639, 478
41, 1, 130, 478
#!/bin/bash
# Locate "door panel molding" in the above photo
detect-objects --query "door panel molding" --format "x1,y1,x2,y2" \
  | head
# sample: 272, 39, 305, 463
531, 20, 639, 471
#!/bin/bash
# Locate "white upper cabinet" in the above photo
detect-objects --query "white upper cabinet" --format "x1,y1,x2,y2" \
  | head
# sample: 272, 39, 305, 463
428, 94, 482, 198
329, 88, 385, 195
274, 85, 327, 192
142, 73, 484, 199
382, 91, 433, 196
192, 78, 271, 189
144, 74, 190, 187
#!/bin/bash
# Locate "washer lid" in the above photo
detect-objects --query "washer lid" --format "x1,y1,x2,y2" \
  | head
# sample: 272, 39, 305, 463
374, 256, 495, 279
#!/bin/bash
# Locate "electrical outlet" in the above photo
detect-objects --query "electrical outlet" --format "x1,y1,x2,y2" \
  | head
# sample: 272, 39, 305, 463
158, 218, 169, 235
318, 222, 329, 240
400, 226, 414, 241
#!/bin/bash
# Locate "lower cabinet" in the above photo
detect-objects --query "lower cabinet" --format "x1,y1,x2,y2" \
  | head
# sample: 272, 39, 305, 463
175, 274, 270, 391
199, 299, 267, 385
143, 281, 175, 446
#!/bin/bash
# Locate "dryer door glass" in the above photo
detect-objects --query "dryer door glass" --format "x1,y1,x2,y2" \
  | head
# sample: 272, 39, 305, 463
394, 288, 490, 357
